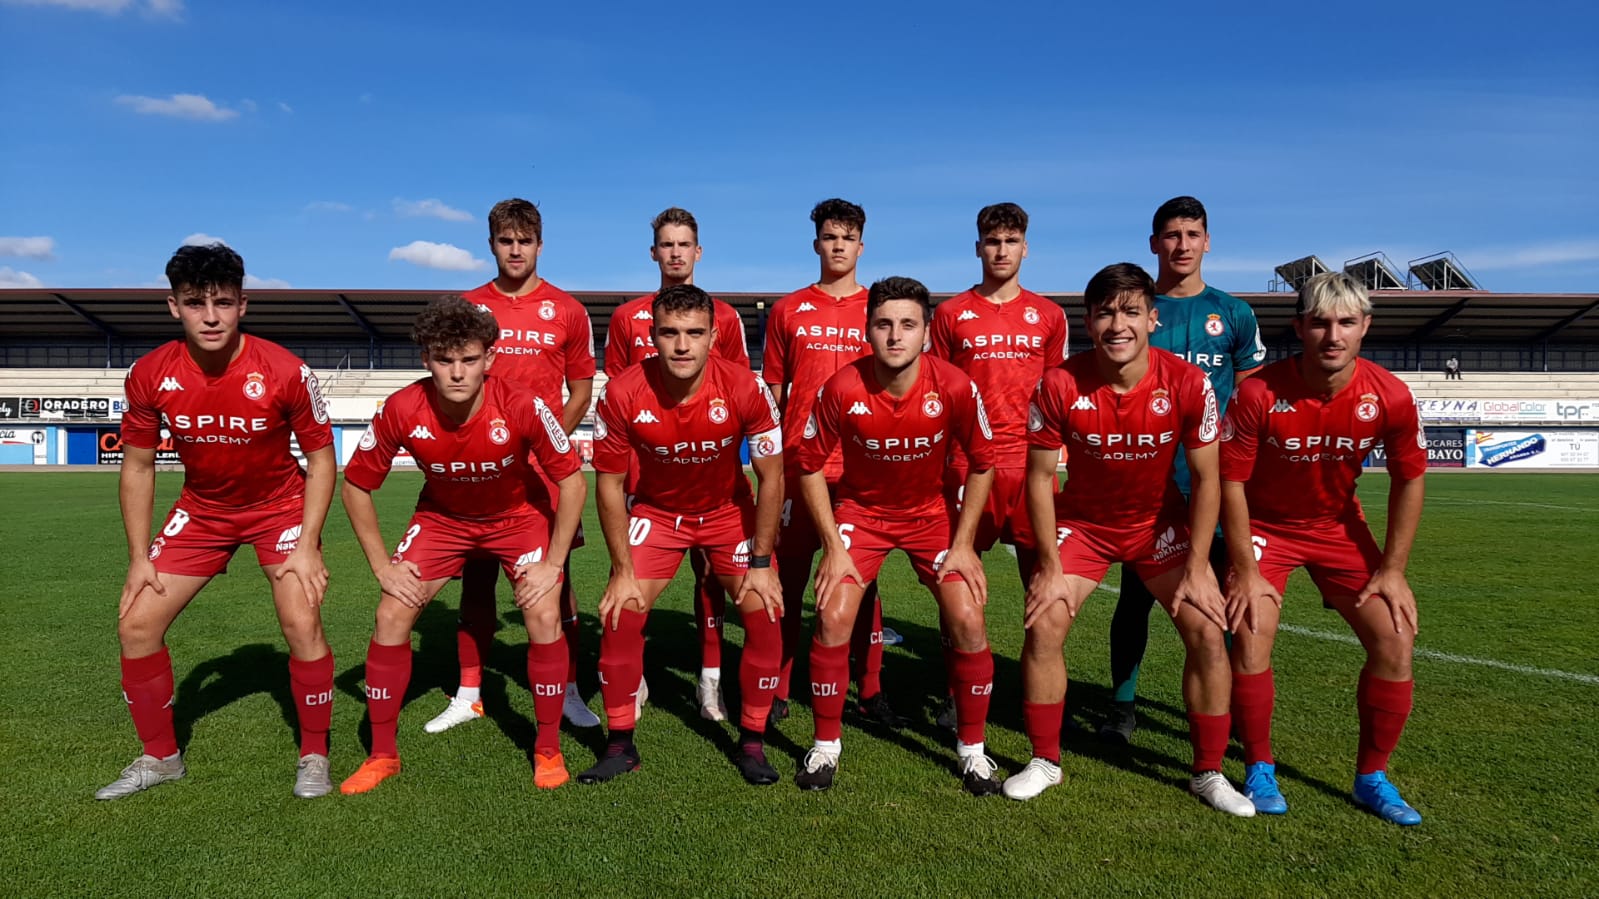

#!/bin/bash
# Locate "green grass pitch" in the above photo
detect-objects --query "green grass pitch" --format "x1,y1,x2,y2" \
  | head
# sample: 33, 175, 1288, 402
1, 471, 1595, 896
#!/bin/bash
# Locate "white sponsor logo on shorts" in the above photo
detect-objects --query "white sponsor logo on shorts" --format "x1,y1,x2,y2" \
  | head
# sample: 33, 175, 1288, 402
276, 525, 302, 554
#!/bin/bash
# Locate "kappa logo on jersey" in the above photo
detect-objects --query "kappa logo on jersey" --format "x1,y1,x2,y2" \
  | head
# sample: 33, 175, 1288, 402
243, 372, 267, 401
1150, 388, 1171, 416
922, 391, 943, 418
1027, 402, 1044, 432
848, 402, 871, 416
275, 525, 302, 554
1270, 399, 1297, 414
1205, 313, 1225, 337
301, 364, 329, 423
708, 397, 729, 424
488, 417, 510, 445
475, 303, 491, 313
538, 300, 557, 321
410, 425, 436, 440
357, 423, 377, 451
1071, 395, 1096, 412
957, 309, 980, 322
634, 409, 660, 424
797, 301, 817, 312
1198, 380, 1219, 442
1356, 393, 1380, 422
803, 413, 818, 439
535, 398, 571, 453
1024, 306, 1040, 325
159, 377, 184, 392
633, 309, 653, 320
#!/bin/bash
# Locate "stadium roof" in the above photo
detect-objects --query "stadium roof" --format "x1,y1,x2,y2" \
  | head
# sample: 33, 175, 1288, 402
2, 288, 1597, 347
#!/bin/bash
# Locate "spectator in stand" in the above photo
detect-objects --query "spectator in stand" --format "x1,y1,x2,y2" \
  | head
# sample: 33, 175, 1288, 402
1444, 356, 1461, 380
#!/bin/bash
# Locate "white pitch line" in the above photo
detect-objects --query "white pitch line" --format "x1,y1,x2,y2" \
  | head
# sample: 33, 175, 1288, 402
1081, 582, 1598, 686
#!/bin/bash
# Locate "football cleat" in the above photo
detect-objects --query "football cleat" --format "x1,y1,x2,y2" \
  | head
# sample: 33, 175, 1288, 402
795, 746, 839, 791
1353, 771, 1422, 826
880, 626, 904, 646
1098, 700, 1138, 744
339, 756, 402, 795
577, 743, 641, 785
698, 672, 728, 722
958, 753, 1003, 797
767, 697, 790, 728
95, 753, 186, 801
635, 676, 650, 720
1189, 771, 1257, 817
855, 692, 908, 729
934, 695, 957, 731
1002, 757, 1064, 801
292, 753, 333, 799
561, 684, 601, 728
423, 694, 484, 734
1244, 762, 1288, 815
735, 745, 780, 786
533, 750, 570, 789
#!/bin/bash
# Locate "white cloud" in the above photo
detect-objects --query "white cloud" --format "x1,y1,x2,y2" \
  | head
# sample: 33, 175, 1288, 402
304, 201, 352, 213
245, 274, 291, 289
116, 93, 238, 122
277, 101, 293, 114
0, 236, 56, 260
0, 267, 44, 288
181, 232, 227, 246
388, 241, 486, 272
393, 198, 472, 222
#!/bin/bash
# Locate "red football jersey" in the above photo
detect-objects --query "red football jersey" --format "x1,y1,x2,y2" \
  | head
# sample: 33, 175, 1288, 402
592, 355, 781, 515
1220, 357, 1426, 525
761, 285, 869, 478
1026, 348, 1218, 528
463, 280, 596, 412
343, 375, 581, 519
121, 336, 333, 510
801, 356, 996, 518
603, 294, 751, 373
930, 288, 1068, 469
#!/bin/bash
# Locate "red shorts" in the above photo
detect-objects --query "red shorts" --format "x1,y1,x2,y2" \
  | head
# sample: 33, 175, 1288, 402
833, 501, 961, 587
626, 501, 754, 580
945, 464, 1045, 551
1053, 507, 1191, 584
776, 470, 832, 559
147, 497, 308, 577
523, 463, 584, 549
1244, 513, 1383, 598
392, 508, 553, 581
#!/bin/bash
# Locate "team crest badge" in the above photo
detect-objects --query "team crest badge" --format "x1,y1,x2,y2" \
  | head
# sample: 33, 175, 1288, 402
1205, 314, 1225, 337
922, 391, 943, 418
1024, 306, 1040, 325
708, 397, 729, 424
1219, 414, 1235, 442
803, 414, 818, 440
539, 300, 557, 321
1356, 393, 1380, 422
593, 415, 608, 441
489, 417, 510, 445
1150, 387, 1171, 416
358, 424, 377, 451
243, 372, 267, 400
755, 435, 778, 458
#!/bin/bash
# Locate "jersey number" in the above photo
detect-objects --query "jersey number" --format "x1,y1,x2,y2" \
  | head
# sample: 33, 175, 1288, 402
1056, 526, 1073, 547
628, 517, 652, 546
162, 508, 191, 537
395, 523, 422, 554
1251, 534, 1267, 562
837, 523, 855, 550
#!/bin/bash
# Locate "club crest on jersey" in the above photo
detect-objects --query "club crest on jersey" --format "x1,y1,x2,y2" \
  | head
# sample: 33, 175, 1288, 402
1027, 402, 1045, 432
242, 371, 267, 401
1219, 413, 1236, 442
358, 423, 377, 451
1024, 306, 1040, 325
1150, 388, 1171, 416
593, 415, 608, 441
489, 417, 510, 445
803, 414, 818, 440
1356, 393, 1380, 422
1205, 314, 1225, 337
538, 300, 557, 321
922, 391, 943, 418
708, 397, 729, 424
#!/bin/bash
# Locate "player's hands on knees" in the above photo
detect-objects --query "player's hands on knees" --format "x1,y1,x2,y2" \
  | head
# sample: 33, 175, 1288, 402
1225, 570, 1282, 635
738, 567, 783, 622
813, 550, 862, 613
119, 558, 167, 619
1023, 568, 1070, 629
377, 559, 425, 608
513, 560, 563, 609
275, 545, 331, 608
1357, 567, 1418, 635
599, 573, 645, 630
936, 545, 988, 606
1170, 564, 1227, 631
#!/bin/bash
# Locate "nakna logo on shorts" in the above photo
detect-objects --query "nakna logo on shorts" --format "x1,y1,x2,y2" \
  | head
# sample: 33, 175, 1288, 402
276, 525, 301, 554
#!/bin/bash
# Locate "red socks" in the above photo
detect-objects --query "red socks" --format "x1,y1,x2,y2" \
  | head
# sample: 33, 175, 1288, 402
1188, 712, 1231, 773
364, 639, 412, 759
561, 579, 581, 684
121, 647, 178, 759
774, 553, 811, 701
696, 572, 726, 670
809, 639, 850, 742
526, 637, 567, 754
850, 587, 884, 700
947, 647, 994, 747
1231, 669, 1276, 766
1023, 700, 1065, 764
598, 609, 647, 731
457, 585, 496, 688
289, 652, 334, 757
738, 608, 782, 732
1356, 672, 1414, 775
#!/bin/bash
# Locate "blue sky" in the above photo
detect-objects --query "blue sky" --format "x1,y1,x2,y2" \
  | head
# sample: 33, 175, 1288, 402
2, 0, 1596, 295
